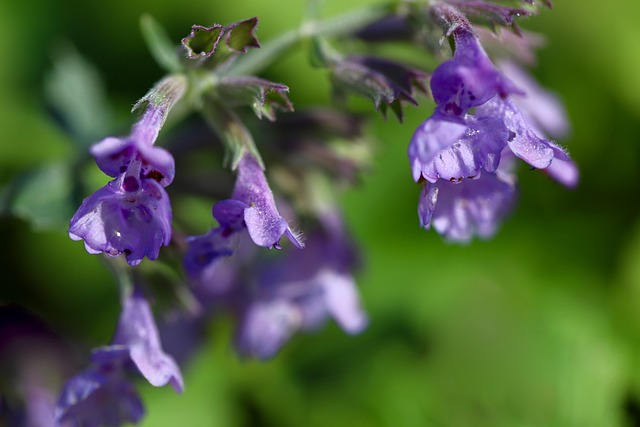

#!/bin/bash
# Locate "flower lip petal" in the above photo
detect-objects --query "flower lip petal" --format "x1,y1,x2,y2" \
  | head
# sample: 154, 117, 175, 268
212, 199, 248, 231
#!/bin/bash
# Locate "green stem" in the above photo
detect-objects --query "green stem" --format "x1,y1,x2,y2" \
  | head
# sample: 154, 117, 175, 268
223, 3, 391, 77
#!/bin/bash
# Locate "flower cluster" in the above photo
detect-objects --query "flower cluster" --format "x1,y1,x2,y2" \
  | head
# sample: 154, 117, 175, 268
407, 3, 577, 242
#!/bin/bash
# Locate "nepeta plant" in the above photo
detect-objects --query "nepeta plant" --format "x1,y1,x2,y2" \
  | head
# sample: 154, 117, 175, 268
3, 0, 577, 425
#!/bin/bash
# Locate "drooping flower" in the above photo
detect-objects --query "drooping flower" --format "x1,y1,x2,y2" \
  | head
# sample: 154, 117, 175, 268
227, 153, 304, 250
409, 6, 577, 242
93, 289, 184, 392
69, 76, 185, 265
408, 110, 509, 183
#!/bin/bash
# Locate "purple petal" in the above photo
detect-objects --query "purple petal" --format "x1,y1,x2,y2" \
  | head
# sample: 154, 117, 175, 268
56, 370, 144, 427
112, 291, 184, 393
232, 154, 304, 249
236, 299, 301, 359
318, 270, 368, 334
419, 171, 517, 242
545, 143, 579, 188
497, 60, 570, 139
212, 199, 249, 231
430, 28, 518, 116
408, 114, 467, 182
90, 106, 175, 186
183, 227, 236, 286
408, 113, 508, 183
477, 97, 554, 169
68, 177, 172, 266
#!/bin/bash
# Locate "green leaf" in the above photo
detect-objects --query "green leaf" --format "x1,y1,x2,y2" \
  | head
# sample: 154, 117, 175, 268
140, 14, 182, 73
45, 44, 112, 146
0, 162, 75, 231
181, 24, 223, 59
224, 17, 260, 53
181, 18, 260, 68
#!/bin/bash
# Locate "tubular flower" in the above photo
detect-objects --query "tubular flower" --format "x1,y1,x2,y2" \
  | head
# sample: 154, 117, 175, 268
228, 153, 304, 250
69, 76, 185, 265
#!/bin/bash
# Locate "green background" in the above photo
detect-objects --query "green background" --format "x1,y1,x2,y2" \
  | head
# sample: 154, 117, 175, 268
1, 0, 640, 426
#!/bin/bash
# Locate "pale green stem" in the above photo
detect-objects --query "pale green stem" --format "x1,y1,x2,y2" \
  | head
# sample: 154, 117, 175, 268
223, 3, 391, 77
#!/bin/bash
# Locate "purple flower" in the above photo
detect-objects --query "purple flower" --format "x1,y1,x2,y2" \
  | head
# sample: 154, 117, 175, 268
228, 154, 304, 250
234, 215, 367, 359
430, 27, 518, 116
409, 14, 577, 242
418, 156, 517, 242
56, 369, 144, 427
69, 172, 172, 267
93, 290, 184, 393
70, 77, 185, 265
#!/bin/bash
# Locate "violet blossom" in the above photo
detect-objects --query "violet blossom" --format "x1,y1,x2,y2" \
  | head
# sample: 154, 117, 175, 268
234, 213, 367, 359
56, 369, 144, 427
408, 9, 577, 242
69, 76, 185, 266
226, 153, 304, 250
56, 290, 182, 426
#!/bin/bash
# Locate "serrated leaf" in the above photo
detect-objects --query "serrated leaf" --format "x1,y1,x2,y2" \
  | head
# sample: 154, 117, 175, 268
45, 44, 112, 145
140, 14, 182, 73
1, 162, 75, 231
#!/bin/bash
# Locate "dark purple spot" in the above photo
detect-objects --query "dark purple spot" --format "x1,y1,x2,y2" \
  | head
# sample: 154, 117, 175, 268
123, 176, 140, 192
123, 249, 132, 255
145, 170, 164, 183
507, 131, 516, 142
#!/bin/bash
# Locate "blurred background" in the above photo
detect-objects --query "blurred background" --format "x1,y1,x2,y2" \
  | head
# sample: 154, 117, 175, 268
1, 0, 640, 426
